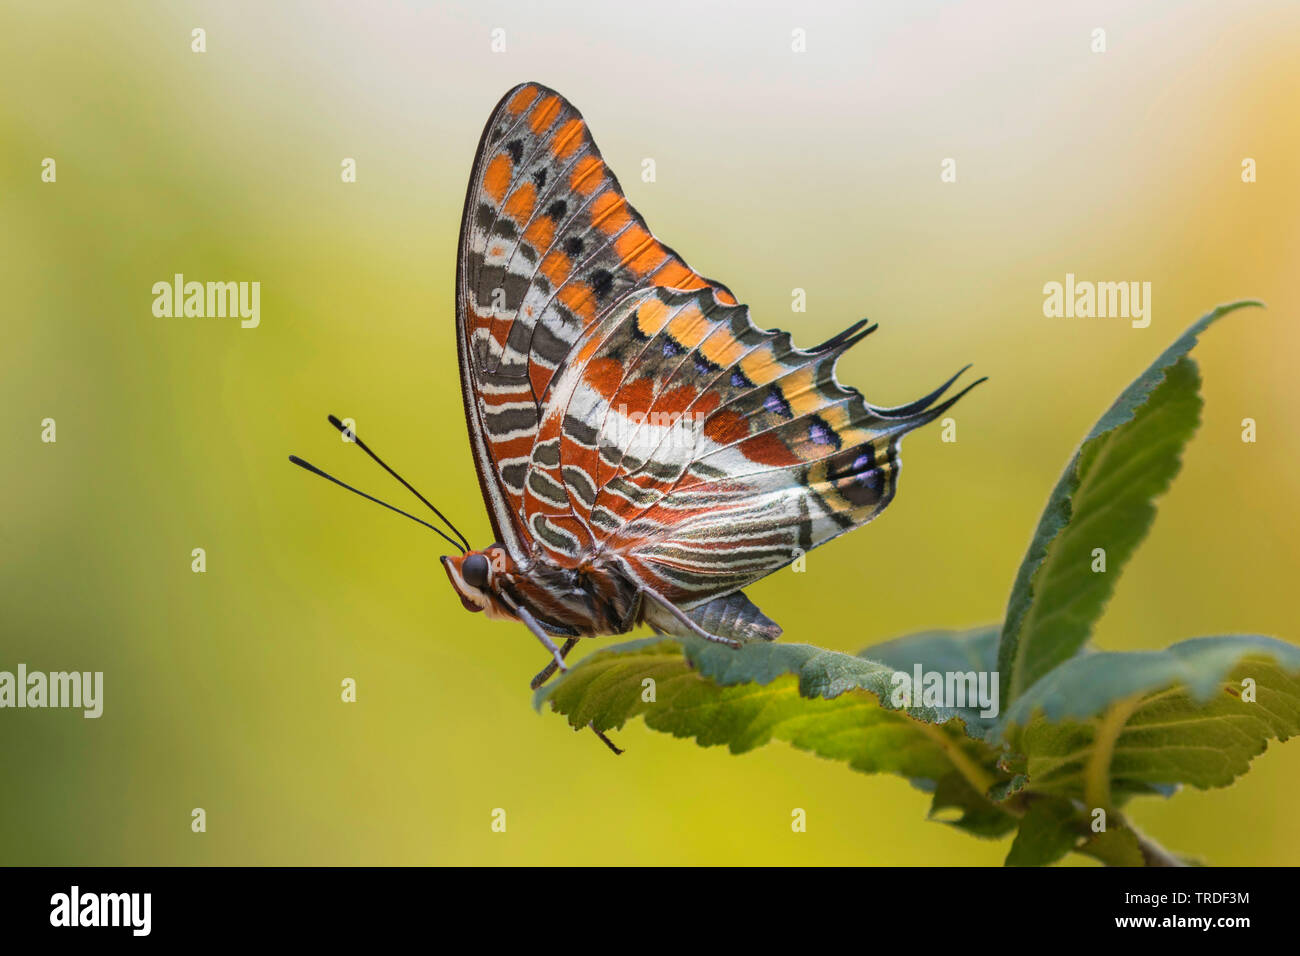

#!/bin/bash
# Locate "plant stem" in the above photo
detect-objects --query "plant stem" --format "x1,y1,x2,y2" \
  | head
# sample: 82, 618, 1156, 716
1083, 693, 1145, 813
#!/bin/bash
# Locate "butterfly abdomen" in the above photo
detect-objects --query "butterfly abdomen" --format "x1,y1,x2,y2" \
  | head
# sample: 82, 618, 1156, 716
682, 590, 782, 643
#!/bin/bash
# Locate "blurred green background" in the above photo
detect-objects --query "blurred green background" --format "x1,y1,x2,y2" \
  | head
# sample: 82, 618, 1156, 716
2, 0, 1297, 865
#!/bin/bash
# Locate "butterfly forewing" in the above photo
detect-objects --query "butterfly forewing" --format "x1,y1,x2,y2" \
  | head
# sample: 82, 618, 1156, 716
455, 82, 734, 559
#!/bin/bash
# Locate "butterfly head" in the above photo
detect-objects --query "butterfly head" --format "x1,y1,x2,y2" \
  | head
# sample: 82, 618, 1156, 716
441, 544, 514, 617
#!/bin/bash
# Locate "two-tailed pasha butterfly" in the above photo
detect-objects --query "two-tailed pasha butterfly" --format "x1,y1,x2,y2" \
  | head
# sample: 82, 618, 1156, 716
292, 84, 982, 750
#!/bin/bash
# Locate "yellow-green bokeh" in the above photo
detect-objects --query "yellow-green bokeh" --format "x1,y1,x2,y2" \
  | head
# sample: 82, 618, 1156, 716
2, 0, 1298, 865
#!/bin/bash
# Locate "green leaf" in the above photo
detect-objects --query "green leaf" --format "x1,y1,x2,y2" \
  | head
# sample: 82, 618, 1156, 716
929, 771, 1019, 838
997, 301, 1263, 703
538, 629, 1300, 866
1079, 826, 1146, 867
859, 626, 1001, 739
1005, 798, 1079, 866
1007, 803, 1152, 867
537, 632, 1005, 788
1000, 635, 1300, 802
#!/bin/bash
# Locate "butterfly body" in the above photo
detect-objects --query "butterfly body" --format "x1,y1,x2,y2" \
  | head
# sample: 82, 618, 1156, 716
443, 545, 640, 637
445, 82, 981, 680
442, 540, 780, 647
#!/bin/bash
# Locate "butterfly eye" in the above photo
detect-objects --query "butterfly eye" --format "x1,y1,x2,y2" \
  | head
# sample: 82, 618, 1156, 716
462, 554, 491, 590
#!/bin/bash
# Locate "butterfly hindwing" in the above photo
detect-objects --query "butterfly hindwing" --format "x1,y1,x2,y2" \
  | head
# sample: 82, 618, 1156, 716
525, 286, 975, 608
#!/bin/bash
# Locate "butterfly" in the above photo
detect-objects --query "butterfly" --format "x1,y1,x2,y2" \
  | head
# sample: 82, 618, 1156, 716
293, 82, 981, 709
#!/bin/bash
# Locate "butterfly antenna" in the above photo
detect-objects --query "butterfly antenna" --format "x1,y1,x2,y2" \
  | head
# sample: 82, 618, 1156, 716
288, 456, 468, 554
326, 414, 472, 552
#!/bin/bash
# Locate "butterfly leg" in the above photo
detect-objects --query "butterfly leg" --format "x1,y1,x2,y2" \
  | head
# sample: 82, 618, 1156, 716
522, 632, 622, 754
639, 588, 742, 649
529, 637, 579, 691
516, 605, 572, 677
